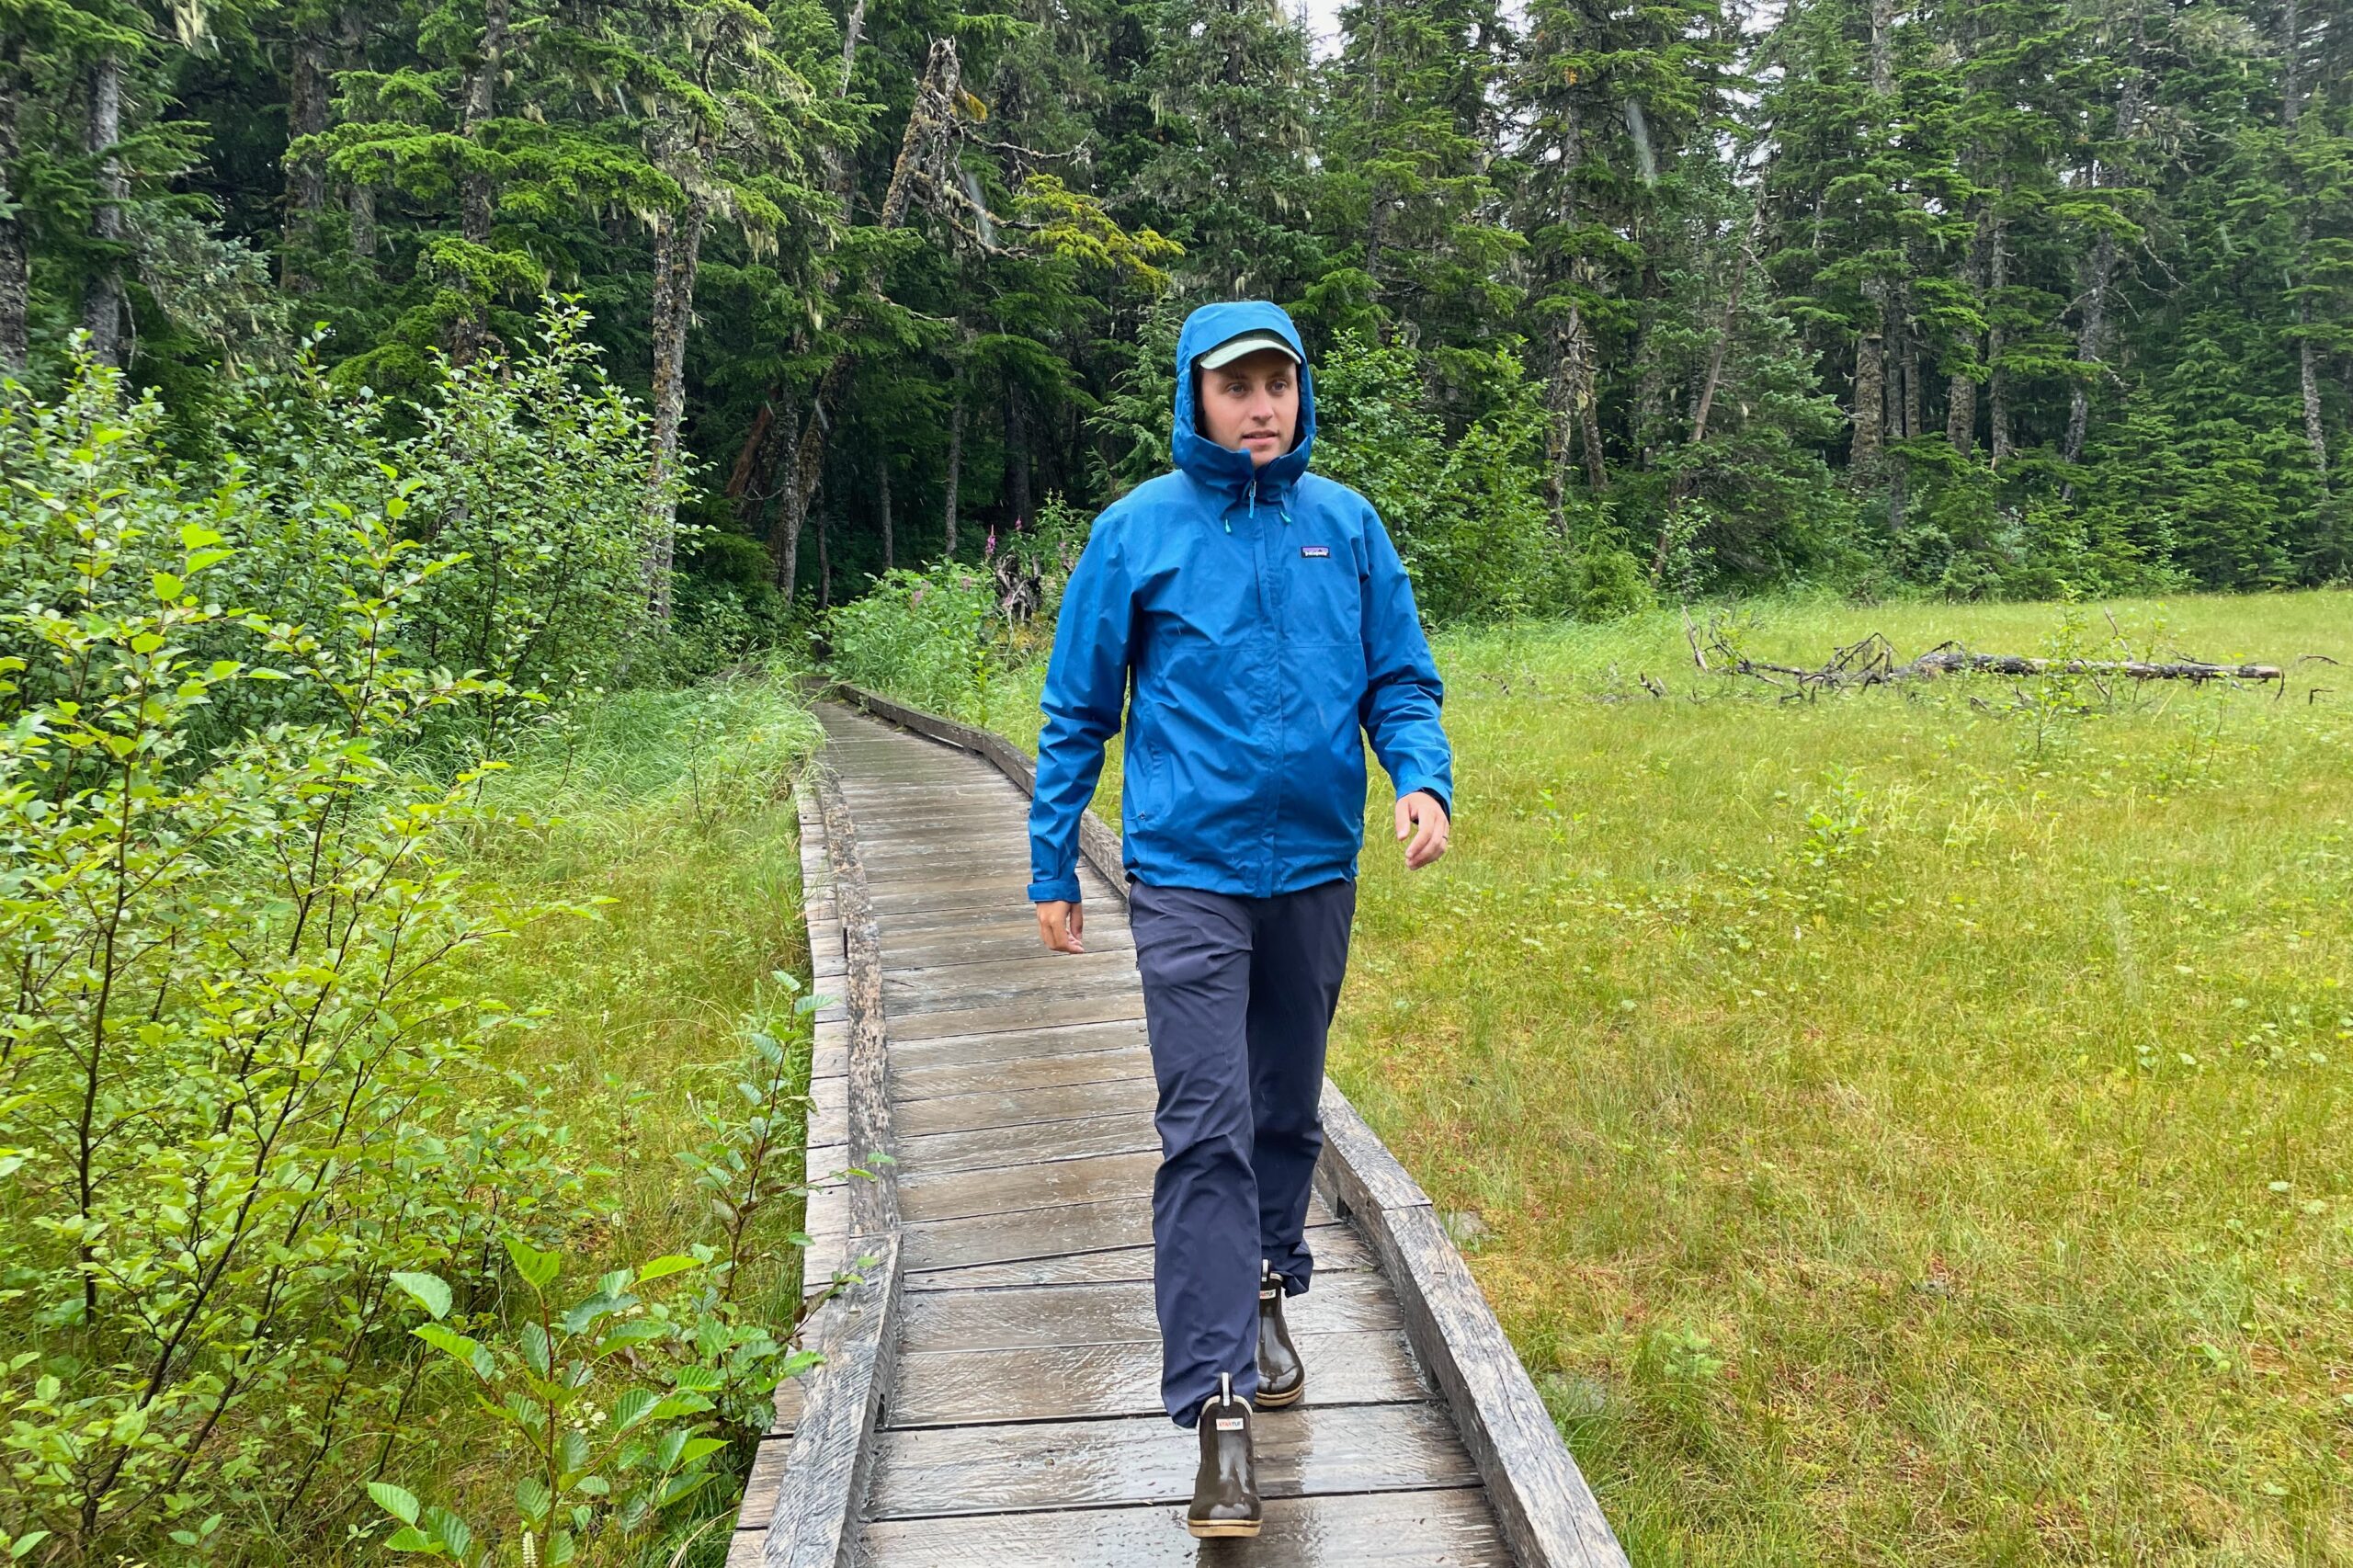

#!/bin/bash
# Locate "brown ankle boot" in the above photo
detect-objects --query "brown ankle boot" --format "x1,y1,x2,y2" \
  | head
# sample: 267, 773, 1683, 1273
1186, 1372, 1261, 1538
1256, 1260, 1305, 1407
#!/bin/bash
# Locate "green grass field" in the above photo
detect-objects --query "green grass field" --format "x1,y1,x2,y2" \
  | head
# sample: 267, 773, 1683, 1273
967, 592, 2353, 1565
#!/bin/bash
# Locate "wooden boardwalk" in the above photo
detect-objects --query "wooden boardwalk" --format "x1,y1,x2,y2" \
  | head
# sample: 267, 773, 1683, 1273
733, 695, 1627, 1568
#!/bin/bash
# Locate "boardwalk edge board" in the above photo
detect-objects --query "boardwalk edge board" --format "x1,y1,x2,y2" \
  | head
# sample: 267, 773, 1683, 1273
811, 677, 1631, 1568
733, 767, 904, 1568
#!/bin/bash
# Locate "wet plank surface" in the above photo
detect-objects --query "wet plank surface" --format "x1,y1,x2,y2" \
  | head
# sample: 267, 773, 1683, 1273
731, 703, 1514, 1568
852, 1488, 1511, 1567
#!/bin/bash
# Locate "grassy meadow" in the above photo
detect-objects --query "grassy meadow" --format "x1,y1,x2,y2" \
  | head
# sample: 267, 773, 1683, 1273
963, 592, 2353, 1565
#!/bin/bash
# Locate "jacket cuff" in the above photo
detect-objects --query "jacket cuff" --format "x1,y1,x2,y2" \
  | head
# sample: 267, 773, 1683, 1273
1029, 874, 1083, 903
1398, 780, 1451, 821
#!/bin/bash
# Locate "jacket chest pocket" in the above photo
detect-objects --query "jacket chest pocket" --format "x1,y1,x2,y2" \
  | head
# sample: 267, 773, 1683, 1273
1281, 547, 1362, 646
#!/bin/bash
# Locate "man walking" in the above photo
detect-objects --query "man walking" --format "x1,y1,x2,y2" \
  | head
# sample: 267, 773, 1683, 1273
1027, 299, 1454, 1537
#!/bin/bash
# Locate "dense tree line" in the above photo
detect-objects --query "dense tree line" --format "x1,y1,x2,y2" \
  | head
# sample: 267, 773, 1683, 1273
2, 0, 2347, 631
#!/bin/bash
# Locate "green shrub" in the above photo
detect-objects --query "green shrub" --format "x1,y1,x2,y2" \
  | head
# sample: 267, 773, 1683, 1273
823, 562, 1001, 721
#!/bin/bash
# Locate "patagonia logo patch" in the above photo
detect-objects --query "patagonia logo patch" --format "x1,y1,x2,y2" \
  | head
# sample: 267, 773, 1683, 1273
1300, 545, 1331, 558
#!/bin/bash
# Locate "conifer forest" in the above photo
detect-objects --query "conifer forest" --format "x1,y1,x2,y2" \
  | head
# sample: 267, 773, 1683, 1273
4, 0, 2348, 622
4, 0, 2351, 1564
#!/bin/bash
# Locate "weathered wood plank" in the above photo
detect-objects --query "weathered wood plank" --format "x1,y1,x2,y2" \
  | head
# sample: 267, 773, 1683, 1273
1371, 1203, 1631, 1568
902, 1188, 1336, 1272
895, 1270, 1401, 1355
895, 1111, 1158, 1176
750, 1233, 902, 1568
863, 1403, 1478, 1520
882, 960, 1141, 1017
888, 994, 1147, 1042
886, 1326, 1431, 1426
896, 1150, 1164, 1224
887, 1017, 1148, 1071
890, 1045, 1149, 1103
843, 1487, 1510, 1568
900, 1221, 1371, 1290
893, 1080, 1156, 1139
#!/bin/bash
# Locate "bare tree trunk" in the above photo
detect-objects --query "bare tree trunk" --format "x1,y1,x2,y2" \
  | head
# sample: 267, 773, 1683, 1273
83, 52, 127, 368
878, 463, 894, 572
0, 50, 27, 374
282, 19, 333, 289
2063, 4, 2144, 467
643, 193, 712, 624
828, 0, 868, 214
943, 380, 964, 557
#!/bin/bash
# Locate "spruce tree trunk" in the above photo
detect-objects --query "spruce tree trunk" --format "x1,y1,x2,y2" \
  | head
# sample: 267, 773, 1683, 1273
817, 504, 833, 610
768, 402, 809, 604
878, 464, 894, 571
1947, 208, 1988, 456
1988, 212, 2012, 466
2063, 5, 2144, 467
2298, 292, 2329, 492
1900, 300, 1923, 441
943, 381, 964, 557
282, 20, 332, 290
83, 52, 127, 368
784, 37, 960, 541
1851, 290, 1886, 483
2281, 5, 2329, 493
1004, 387, 1033, 525
0, 51, 27, 374
340, 8, 378, 263
643, 193, 712, 624
460, 0, 510, 246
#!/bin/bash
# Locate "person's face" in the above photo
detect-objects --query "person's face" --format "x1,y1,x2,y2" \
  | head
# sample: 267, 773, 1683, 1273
1198, 348, 1301, 468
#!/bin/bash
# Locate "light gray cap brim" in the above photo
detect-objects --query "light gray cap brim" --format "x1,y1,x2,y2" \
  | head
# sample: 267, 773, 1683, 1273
1195, 330, 1301, 370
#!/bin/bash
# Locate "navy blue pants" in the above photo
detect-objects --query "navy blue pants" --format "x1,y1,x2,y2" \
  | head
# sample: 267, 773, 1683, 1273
1128, 875, 1357, 1426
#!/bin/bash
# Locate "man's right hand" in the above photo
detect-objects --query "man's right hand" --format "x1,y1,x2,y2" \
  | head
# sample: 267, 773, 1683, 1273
1035, 899, 1086, 953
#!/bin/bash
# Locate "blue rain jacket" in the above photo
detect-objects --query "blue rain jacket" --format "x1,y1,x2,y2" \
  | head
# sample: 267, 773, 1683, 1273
1027, 300, 1453, 903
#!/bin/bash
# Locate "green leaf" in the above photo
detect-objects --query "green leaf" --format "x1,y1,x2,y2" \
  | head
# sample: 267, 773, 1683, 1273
423, 1506, 472, 1560
414, 1323, 491, 1380
384, 1525, 438, 1552
504, 1235, 562, 1290
521, 1320, 551, 1376
634, 1253, 703, 1284
151, 572, 184, 601
369, 1482, 423, 1526
610, 1387, 657, 1431
514, 1475, 551, 1524
10, 1534, 53, 1560
390, 1271, 452, 1321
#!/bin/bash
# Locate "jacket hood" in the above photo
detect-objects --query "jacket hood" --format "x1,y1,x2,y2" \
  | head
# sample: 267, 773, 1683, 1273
1171, 300, 1316, 498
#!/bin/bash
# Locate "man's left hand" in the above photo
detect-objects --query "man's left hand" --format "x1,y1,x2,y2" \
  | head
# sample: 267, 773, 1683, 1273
1394, 790, 1450, 870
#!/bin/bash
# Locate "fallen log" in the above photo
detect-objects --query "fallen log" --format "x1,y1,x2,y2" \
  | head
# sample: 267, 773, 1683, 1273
1692, 624, 2294, 694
